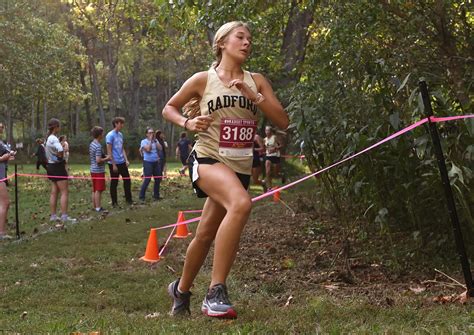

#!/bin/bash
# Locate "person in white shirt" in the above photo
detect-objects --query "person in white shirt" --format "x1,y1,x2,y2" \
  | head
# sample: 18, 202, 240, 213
45, 118, 76, 224
264, 125, 282, 190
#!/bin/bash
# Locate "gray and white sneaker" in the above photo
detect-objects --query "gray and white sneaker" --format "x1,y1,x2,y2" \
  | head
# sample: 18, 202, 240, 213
167, 278, 192, 316
201, 283, 237, 319
49, 214, 60, 222
61, 215, 77, 224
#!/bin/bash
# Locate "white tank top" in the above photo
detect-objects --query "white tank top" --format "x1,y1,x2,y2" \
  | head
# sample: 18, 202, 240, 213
195, 68, 259, 175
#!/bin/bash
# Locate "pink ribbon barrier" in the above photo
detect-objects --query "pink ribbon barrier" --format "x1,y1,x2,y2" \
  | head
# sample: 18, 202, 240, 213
159, 226, 176, 257
430, 114, 474, 123
281, 154, 306, 159
149, 112, 474, 257
0, 174, 16, 183
155, 117, 430, 231
16, 173, 167, 181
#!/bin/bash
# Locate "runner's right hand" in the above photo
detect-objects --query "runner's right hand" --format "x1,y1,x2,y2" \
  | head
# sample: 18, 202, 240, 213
187, 116, 214, 132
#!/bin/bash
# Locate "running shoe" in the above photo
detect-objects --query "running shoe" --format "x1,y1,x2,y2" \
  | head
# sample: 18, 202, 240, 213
201, 283, 237, 319
49, 214, 60, 222
168, 278, 192, 316
61, 215, 77, 224
0, 234, 13, 241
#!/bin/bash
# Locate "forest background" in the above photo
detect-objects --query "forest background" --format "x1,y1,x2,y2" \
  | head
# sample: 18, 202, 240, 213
0, 0, 473, 257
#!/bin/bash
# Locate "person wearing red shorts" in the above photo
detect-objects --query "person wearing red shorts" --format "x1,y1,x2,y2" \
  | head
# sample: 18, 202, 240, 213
89, 126, 111, 213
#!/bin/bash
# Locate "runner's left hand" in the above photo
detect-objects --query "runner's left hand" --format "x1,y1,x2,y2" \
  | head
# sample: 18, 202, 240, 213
228, 79, 258, 102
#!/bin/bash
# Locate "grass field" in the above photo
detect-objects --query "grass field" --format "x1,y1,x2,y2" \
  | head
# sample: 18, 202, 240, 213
0, 163, 473, 334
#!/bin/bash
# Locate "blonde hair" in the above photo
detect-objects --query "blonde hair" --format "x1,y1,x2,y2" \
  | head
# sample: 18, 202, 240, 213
211, 21, 250, 69
183, 97, 201, 119
184, 22, 250, 118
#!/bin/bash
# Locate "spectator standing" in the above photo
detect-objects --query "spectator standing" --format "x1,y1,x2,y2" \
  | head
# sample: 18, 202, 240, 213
59, 135, 70, 168
45, 118, 76, 224
106, 117, 133, 207
32, 138, 47, 171
139, 127, 163, 201
264, 125, 282, 190
89, 126, 110, 212
155, 130, 167, 177
0, 122, 14, 240
176, 132, 192, 176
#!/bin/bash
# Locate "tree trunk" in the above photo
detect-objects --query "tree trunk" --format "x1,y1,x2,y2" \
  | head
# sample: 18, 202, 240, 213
6, 106, 12, 145
279, 0, 316, 90
105, 30, 120, 117
129, 57, 141, 132
43, 100, 48, 136
75, 105, 80, 135
432, 0, 470, 109
36, 99, 41, 134
30, 99, 35, 140
88, 49, 106, 129
79, 62, 92, 130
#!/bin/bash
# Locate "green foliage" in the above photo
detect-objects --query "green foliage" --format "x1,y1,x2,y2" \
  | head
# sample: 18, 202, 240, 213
288, 1, 474, 249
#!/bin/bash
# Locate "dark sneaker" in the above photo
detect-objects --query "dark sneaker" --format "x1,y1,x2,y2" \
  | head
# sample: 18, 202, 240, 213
201, 283, 237, 319
168, 278, 192, 316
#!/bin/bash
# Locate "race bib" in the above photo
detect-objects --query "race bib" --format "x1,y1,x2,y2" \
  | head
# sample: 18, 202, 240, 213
219, 118, 256, 157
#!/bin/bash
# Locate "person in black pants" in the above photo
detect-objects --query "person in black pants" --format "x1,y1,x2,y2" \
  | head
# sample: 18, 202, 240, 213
176, 132, 192, 176
32, 138, 48, 171
106, 117, 133, 207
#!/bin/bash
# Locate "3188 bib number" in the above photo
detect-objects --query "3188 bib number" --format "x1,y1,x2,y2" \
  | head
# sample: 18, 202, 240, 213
219, 118, 256, 157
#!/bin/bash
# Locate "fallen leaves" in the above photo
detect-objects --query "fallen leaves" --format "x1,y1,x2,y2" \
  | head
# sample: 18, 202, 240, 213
432, 290, 470, 305
409, 285, 426, 294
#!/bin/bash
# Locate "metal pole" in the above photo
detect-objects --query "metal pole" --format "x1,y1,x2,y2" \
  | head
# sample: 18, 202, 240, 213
14, 163, 19, 239
419, 80, 473, 297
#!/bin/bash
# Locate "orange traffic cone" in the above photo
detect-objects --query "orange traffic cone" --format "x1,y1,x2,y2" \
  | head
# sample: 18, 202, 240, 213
140, 229, 161, 263
273, 188, 281, 203
173, 211, 192, 238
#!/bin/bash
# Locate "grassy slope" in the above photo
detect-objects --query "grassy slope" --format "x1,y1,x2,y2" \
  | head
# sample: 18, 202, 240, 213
0, 164, 473, 334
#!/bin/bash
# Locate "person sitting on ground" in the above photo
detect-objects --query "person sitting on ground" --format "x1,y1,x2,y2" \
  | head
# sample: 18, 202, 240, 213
32, 138, 47, 171
89, 126, 111, 213
45, 118, 76, 225
139, 127, 163, 201
176, 132, 192, 176
0, 122, 14, 240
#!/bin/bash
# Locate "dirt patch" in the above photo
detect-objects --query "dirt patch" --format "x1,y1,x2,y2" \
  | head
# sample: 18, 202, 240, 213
235, 194, 470, 306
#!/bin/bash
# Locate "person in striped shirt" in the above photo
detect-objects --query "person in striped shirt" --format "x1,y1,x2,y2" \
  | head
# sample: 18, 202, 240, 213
89, 126, 111, 212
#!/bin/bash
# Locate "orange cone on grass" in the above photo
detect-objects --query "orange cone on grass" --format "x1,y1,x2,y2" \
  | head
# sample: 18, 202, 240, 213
140, 228, 160, 263
173, 211, 192, 238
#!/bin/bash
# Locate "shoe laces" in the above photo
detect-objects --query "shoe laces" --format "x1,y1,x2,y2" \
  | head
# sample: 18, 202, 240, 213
209, 284, 231, 305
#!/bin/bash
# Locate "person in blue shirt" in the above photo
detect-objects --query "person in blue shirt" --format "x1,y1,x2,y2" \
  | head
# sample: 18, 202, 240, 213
89, 126, 111, 212
106, 117, 132, 207
139, 127, 163, 201
176, 132, 192, 176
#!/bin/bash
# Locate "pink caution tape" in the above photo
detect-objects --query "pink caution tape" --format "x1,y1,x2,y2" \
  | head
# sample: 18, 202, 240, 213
155, 117, 430, 231
0, 174, 16, 183
16, 173, 167, 180
430, 114, 474, 123
151, 113, 474, 257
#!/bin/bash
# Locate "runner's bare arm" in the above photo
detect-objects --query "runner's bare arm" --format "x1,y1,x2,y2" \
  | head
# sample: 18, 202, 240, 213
252, 73, 288, 130
162, 72, 213, 132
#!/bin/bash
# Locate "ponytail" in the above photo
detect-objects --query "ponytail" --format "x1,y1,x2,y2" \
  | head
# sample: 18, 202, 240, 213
47, 118, 60, 137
